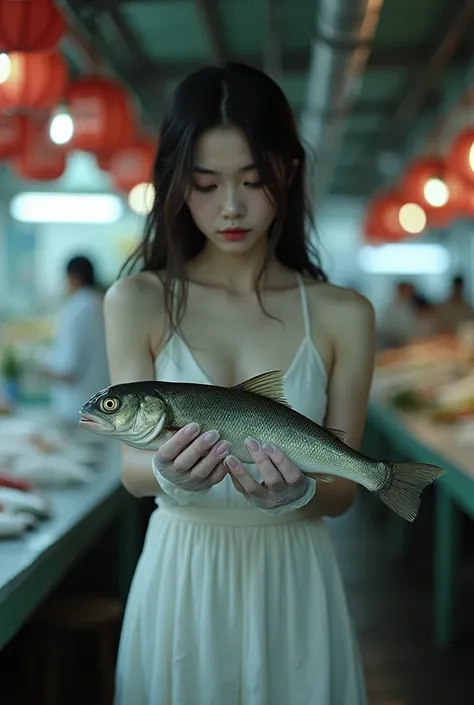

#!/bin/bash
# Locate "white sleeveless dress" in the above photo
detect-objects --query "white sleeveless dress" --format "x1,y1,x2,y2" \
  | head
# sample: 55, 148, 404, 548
114, 277, 367, 705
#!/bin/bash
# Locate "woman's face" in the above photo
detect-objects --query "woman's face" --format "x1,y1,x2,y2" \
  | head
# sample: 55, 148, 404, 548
185, 126, 277, 254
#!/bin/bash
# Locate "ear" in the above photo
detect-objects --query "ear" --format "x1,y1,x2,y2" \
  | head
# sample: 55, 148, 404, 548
288, 159, 300, 187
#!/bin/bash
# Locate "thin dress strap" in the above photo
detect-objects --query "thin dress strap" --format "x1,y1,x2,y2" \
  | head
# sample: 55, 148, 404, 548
296, 274, 311, 340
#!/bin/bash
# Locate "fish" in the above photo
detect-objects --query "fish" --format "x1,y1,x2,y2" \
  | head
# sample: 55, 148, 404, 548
79, 370, 444, 522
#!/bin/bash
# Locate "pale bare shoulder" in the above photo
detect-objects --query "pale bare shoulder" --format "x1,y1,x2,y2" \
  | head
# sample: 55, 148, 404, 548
304, 279, 375, 332
104, 271, 163, 312
104, 272, 169, 381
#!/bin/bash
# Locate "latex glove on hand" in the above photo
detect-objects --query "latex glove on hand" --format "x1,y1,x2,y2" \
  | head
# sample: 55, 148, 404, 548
152, 423, 231, 504
224, 438, 316, 515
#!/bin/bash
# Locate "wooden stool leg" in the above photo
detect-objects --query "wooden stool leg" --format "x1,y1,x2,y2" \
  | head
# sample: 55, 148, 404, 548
97, 627, 117, 704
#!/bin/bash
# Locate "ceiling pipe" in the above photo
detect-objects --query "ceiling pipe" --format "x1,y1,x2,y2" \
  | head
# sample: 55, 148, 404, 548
300, 0, 384, 203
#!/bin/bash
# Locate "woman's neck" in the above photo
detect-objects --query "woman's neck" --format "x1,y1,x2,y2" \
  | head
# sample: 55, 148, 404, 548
186, 240, 292, 295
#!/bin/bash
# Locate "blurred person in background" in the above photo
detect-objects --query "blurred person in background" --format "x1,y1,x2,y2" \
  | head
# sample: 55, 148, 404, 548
105, 63, 372, 705
412, 293, 438, 340
435, 275, 474, 335
41, 255, 110, 423
377, 280, 417, 348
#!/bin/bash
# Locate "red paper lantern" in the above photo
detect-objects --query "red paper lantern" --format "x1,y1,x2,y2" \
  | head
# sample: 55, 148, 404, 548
12, 118, 67, 180
95, 151, 113, 171
401, 157, 446, 206
363, 192, 421, 243
109, 138, 156, 192
0, 0, 64, 52
66, 76, 135, 154
0, 50, 68, 111
443, 170, 474, 218
0, 113, 27, 158
446, 128, 474, 185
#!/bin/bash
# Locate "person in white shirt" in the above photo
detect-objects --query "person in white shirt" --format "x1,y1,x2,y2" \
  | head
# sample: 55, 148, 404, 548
42, 255, 110, 423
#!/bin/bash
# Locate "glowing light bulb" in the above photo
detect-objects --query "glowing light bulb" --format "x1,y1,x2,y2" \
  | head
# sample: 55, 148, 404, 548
128, 182, 155, 215
398, 202, 427, 234
468, 143, 474, 173
423, 178, 449, 207
0, 53, 11, 84
50, 112, 74, 145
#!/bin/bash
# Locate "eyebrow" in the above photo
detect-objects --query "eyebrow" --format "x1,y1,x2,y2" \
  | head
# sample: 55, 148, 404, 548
192, 163, 256, 175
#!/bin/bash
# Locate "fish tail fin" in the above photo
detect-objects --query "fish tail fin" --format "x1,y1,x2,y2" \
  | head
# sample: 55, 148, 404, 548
375, 461, 444, 522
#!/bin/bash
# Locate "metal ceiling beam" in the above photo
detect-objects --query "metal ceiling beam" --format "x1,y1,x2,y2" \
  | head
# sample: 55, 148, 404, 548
364, 0, 474, 193
301, 0, 385, 202
195, 0, 228, 63
134, 47, 457, 88
263, 0, 283, 79
381, 0, 474, 147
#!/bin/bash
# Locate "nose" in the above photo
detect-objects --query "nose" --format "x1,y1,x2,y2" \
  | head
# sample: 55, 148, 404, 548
221, 186, 245, 220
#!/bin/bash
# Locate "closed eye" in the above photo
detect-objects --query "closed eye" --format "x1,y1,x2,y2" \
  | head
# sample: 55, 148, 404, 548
193, 182, 263, 193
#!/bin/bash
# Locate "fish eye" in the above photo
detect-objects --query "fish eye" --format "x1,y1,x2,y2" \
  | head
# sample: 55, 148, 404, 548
100, 396, 120, 413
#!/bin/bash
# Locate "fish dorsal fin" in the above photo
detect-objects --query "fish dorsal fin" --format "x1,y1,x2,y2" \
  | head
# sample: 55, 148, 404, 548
326, 427, 348, 444
233, 370, 291, 408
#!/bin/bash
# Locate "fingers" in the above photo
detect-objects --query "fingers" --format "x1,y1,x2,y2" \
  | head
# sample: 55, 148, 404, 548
187, 440, 231, 486
258, 442, 305, 488
224, 455, 266, 497
229, 472, 249, 496
244, 439, 287, 493
156, 423, 231, 487
157, 423, 201, 462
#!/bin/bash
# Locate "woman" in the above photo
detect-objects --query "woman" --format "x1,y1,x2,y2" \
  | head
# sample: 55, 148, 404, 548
42, 255, 109, 423
105, 63, 374, 705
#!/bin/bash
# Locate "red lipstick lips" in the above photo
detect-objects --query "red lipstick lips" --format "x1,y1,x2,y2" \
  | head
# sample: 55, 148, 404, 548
219, 227, 250, 241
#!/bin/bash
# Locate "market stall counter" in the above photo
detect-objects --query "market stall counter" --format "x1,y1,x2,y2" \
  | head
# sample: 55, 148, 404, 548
0, 410, 141, 651
365, 337, 474, 649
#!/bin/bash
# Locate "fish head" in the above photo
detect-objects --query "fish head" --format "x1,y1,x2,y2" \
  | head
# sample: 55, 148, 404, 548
79, 383, 170, 450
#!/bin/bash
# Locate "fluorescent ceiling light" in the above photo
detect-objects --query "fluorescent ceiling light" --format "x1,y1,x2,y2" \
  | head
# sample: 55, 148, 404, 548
10, 192, 124, 224
358, 243, 450, 275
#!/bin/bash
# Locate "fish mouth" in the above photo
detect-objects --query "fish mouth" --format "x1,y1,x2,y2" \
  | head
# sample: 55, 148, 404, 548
79, 413, 115, 433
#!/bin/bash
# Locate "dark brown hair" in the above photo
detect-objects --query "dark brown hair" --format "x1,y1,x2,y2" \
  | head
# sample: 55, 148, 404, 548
121, 62, 327, 333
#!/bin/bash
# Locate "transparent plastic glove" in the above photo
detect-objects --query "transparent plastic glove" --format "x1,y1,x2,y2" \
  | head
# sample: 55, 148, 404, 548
224, 439, 316, 515
152, 423, 230, 505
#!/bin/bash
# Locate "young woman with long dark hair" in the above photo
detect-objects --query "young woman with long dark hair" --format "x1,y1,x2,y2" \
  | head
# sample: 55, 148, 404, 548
105, 62, 374, 705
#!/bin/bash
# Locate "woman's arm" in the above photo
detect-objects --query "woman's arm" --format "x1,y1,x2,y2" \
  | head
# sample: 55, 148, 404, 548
304, 291, 376, 519
104, 275, 166, 498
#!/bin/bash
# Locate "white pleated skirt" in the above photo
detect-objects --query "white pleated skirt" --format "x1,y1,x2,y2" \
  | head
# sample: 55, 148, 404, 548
114, 504, 367, 705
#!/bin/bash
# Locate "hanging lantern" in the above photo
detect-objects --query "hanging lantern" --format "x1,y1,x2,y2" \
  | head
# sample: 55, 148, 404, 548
443, 170, 474, 218
95, 151, 113, 171
0, 0, 64, 53
363, 191, 427, 243
401, 157, 449, 209
0, 113, 27, 159
446, 128, 474, 185
12, 118, 67, 180
66, 76, 135, 154
109, 138, 156, 193
0, 50, 68, 112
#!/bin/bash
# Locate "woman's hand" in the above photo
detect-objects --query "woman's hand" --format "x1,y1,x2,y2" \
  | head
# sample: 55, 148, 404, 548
152, 423, 231, 501
224, 439, 316, 514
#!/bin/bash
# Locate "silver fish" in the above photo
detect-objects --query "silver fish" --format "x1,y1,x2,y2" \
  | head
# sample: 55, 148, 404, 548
79, 370, 444, 522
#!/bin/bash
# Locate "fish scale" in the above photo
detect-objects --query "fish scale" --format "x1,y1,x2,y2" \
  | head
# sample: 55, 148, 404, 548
80, 370, 445, 522
160, 381, 386, 489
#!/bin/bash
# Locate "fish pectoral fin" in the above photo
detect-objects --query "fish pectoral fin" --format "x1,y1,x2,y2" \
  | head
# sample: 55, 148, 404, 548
326, 427, 349, 444
233, 370, 291, 408
316, 474, 335, 483
165, 426, 182, 435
